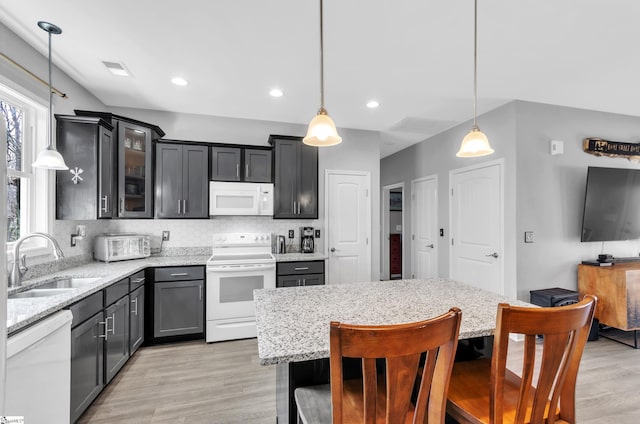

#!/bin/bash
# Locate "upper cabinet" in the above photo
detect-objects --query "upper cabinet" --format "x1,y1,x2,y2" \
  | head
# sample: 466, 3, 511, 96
155, 142, 209, 218
269, 135, 318, 219
210, 145, 272, 183
55, 115, 115, 220
75, 110, 164, 218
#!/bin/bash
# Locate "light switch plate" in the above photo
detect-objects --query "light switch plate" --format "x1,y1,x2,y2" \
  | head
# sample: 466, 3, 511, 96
524, 231, 534, 243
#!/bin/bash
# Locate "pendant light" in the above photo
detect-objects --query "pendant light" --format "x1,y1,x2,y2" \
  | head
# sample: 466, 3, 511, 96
32, 21, 69, 170
303, 0, 342, 147
456, 0, 494, 158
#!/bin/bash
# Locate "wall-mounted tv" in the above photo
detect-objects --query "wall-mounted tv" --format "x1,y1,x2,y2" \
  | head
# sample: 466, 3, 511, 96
581, 166, 640, 242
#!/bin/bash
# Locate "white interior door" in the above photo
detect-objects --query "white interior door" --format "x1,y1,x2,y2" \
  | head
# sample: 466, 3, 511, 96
450, 161, 503, 294
412, 176, 438, 279
326, 171, 371, 284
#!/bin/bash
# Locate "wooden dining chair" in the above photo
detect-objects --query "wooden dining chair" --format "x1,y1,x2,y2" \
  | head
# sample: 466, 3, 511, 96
294, 307, 462, 424
447, 295, 597, 424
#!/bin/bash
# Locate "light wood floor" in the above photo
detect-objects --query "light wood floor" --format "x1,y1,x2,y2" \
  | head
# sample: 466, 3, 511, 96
79, 336, 640, 424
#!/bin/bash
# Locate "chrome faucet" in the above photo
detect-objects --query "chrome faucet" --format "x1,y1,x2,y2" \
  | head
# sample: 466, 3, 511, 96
9, 232, 65, 288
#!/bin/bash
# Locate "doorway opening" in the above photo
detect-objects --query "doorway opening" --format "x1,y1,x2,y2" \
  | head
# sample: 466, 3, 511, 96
382, 183, 405, 280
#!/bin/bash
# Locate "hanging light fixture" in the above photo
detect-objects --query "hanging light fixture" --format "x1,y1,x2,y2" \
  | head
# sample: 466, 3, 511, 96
456, 0, 494, 158
303, 0, 342, 147
33, 21, 69, 170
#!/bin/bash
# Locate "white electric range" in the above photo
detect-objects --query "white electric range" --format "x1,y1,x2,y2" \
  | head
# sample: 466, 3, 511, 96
205, 233, 276, 342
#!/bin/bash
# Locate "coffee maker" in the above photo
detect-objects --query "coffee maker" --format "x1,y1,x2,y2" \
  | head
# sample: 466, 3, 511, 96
300, 227, 315, 253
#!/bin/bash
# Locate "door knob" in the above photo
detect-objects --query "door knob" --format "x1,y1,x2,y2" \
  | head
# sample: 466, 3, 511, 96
485, 252, 499, 258
426, 244, 434, 248
330, 248, 337, 252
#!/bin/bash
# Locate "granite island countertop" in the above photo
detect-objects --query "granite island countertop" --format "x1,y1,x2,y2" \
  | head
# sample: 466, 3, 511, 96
254, 278, 534, 365
7, 255, 209, 335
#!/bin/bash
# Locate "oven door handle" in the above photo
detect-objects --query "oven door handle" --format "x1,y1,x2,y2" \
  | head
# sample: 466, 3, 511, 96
207, 263, 276, 272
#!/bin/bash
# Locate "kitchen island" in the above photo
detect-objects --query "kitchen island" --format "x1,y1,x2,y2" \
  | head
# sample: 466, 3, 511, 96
254, 278, 533, 424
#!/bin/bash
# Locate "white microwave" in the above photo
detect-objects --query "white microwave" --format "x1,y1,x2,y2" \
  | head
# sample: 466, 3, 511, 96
94, 234, 151, 262
209, 181, 274, 216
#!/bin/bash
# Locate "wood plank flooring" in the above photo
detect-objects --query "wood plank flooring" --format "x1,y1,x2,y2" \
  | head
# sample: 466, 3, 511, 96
79, 336, 640, 424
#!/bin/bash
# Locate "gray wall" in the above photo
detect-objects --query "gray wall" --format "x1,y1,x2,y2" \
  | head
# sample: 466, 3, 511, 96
381, 103, 517, 297
382, 99, 640, 301
515, 101, 640, 300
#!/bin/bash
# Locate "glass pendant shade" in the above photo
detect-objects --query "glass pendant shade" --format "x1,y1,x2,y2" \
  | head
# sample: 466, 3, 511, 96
456, 126, 494, 157
303, 109, 342, 147
33, 146, 69, 169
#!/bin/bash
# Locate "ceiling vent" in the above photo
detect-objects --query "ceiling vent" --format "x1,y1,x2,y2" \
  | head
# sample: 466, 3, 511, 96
102, 61, 132, 77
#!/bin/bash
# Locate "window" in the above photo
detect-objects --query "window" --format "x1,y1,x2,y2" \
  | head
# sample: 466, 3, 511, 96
1, 80, 52, 256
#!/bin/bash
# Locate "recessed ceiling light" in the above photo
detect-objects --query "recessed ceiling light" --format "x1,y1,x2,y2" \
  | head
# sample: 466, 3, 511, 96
171, 77, 188, 86
270, 88, 284, 97
367, 100, 379, 108
102, 61, 131, 77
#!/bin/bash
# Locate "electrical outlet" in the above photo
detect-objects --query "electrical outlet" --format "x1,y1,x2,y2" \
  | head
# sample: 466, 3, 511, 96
315, 229, 321, 238
288, 229, 294, 239
524, 231, 534, 243
162, 231, 170, 241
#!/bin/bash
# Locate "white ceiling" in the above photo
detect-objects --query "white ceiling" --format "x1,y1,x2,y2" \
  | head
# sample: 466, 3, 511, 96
2, 1, 640, 157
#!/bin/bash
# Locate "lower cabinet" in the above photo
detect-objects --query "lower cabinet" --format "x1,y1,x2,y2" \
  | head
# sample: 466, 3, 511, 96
151, 266, 204, 340
104, 295, 130, 384
70, 310, 104, 423
276, 260, 325, 287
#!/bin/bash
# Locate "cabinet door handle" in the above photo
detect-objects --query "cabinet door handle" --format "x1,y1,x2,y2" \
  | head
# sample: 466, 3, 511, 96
302, 278, 306, 286
297, 279, 302, 286
131, 298, 138, 316
177, 200, 182, 215
245, 164, 249, 179
108, 314, 115, 335
170, 272, 189, 277
101, 196, 108, 212
120, 198, 124, 214
293, 201, 297, 214
98, 320, 108, 340
298, 202, 301, 214
294, 267, 309, 271
199, 285, 202, 301
183, 199, 187, 214
236, 163, 240, 178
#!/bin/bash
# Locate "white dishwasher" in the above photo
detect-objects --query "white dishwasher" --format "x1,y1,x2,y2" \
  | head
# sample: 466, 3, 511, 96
5, 310, 72, 423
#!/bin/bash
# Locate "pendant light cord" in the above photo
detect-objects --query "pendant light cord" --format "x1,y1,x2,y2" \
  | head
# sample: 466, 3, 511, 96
319, 0, 325, 112
472, 0, 478, 129
47, 30, 53, 150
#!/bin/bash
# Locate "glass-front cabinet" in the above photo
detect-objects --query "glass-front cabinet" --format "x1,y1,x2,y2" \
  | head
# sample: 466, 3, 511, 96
118, 121, 153, 218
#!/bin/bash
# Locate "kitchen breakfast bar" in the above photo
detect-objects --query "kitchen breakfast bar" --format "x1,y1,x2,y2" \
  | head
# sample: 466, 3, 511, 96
254, 278, 533, 424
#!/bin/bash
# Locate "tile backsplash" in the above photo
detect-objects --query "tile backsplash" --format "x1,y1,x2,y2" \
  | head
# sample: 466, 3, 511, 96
53, 217, 323, 259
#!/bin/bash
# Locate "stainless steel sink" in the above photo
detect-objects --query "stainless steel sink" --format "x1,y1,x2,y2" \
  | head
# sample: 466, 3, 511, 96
35, 277, 102, 290
9, 288, 75, 299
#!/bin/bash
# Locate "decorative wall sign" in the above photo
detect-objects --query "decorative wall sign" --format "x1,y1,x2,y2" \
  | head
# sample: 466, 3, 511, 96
70, 167, 84, 184
583, 137, 640, 162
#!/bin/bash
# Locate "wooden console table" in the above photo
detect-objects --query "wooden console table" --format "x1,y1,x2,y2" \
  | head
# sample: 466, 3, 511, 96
578, 263, 640, 347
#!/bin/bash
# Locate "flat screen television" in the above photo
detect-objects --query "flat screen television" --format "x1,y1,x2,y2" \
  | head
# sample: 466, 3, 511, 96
581, 166, 640, 242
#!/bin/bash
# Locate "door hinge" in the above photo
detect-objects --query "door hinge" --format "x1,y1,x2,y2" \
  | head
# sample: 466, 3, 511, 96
451, 238, 454, 246
365, 189, 369, 197
451, 188, 454, 196
412, 234, 415, 240
366, 237, 369, 245
412, 194, 415, 200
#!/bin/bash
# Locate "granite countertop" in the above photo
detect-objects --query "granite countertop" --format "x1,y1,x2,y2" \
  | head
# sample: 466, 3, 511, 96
7, 255, 209, 335
254, 278, 533, 365
273, 252, 327, 262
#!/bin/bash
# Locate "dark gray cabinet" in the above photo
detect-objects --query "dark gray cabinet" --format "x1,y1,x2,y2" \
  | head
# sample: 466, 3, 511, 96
276, 260, 325, 287
74, 110, 165, 219
153, 266, 204, 339
270, 135, 318, 219
69, 291, 104, 423
104, 295, 130, 384
210, 145, 272, 182
210, 146, 241, 181
129, 271, 145, 354
55, 115, 115, 219
155, 142, 209, 218
244, 148, 272, 182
